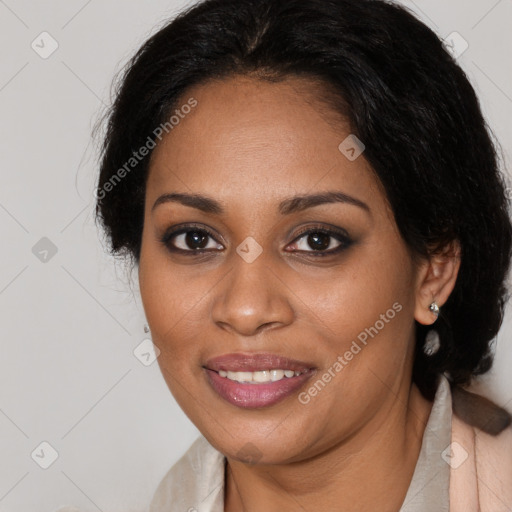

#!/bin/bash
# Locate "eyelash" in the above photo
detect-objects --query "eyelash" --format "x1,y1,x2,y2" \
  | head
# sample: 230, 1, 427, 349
159, 223, 352, 258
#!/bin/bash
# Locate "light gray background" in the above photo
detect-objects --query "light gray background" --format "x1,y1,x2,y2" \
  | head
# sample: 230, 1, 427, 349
0, 1, 511, 511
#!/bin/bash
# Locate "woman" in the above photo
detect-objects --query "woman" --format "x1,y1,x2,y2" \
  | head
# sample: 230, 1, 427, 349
95, 0, 512, 510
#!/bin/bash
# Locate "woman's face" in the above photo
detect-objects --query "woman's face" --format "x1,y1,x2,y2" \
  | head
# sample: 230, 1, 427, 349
139, 75, 427, 464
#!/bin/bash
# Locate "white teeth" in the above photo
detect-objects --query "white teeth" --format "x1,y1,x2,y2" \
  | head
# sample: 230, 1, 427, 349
217, 368, 307, 383
270, 369, 285, 381
227, 371, 252, 382
253, 370, 270, 382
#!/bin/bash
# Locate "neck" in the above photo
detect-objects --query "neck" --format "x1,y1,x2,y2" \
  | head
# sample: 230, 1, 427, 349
224, 379, 434, 512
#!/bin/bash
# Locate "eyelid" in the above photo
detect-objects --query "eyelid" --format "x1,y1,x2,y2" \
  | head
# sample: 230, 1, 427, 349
290, 223, 350, 242
286, 224, 352, 255
160, 222, 353, 257
159, 223, 223, 252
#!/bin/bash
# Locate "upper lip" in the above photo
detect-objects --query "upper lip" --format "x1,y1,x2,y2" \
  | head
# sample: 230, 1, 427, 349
204, 352, 316, 373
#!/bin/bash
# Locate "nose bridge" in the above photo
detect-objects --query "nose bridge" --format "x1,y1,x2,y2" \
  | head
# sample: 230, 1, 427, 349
211, 245, 294, 335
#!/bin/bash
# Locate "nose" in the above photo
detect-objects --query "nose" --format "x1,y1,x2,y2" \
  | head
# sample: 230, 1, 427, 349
210, 252, 295, 337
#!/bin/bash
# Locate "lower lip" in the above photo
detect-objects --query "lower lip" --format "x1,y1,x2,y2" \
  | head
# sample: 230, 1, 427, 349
204, 368, 314, 408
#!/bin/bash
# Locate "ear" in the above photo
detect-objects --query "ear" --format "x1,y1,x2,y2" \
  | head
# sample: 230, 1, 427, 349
414, 239, 461, 325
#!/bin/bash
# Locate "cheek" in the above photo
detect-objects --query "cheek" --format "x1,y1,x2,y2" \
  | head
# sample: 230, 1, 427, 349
296, 245, 410, 336
289, 243, 415, 395
139, 254, 216, 426
289, 253, 413, 438
139, 246, 186, 343
138, 246, 218, 366
139, 261, 207, 413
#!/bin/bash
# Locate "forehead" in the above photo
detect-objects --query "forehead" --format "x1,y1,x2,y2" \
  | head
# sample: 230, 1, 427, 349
146, 75, 385, 214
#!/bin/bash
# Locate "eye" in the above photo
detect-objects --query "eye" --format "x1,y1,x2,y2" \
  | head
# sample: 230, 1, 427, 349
287, 225, 352, 256
160, 223, 352, 257
160, 224, 223, 253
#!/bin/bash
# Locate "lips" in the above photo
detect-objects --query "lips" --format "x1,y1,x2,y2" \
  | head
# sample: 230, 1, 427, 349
204, 352, 315, 373
203, 352, 317, 408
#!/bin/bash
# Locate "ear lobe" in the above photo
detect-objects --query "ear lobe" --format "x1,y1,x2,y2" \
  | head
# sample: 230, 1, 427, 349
414, 240, 461, 325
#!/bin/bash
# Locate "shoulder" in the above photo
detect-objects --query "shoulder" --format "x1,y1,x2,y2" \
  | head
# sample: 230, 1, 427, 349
449, 385, 512, 511
450, 382, 512, 476
473, 421, 512, 508
149, 435, 225, 512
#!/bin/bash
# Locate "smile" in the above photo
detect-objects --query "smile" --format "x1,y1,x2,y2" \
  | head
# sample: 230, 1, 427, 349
218, 369, 308, 383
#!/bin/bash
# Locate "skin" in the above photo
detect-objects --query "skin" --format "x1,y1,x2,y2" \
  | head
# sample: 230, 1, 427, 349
138, 74, 461, 511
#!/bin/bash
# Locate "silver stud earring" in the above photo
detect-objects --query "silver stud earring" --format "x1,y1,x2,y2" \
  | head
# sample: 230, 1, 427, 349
429, 301, 439, 320
143, 323, 150, 333
424, 328, 440, 356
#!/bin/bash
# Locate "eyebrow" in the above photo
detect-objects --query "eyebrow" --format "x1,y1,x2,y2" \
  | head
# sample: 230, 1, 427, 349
151, 191, 371, 215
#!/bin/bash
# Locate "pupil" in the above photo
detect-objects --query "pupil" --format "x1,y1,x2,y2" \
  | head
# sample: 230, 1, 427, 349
186, 231, 208, 249
308, 233, 329, 250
